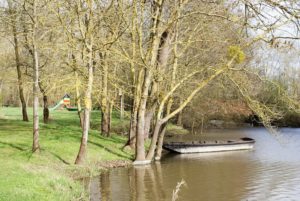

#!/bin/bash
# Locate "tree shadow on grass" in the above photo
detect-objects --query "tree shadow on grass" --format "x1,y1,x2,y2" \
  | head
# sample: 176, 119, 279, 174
63, 133, 132, 160
88, 140, 133, 160
0, 141, 27, 151
50, 119, 81, 128
26, 150, 71, 165
0, 119, 32, 132
41, 148, 71, 165
0, 141, 71, 165
26, 149, 71, 165
90, 133, 127, 144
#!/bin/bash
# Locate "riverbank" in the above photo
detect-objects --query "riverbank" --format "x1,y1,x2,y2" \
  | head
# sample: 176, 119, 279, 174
0, 107, 134, 201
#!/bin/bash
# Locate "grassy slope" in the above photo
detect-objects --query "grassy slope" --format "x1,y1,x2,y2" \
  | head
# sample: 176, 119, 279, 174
0, 107, 133, 201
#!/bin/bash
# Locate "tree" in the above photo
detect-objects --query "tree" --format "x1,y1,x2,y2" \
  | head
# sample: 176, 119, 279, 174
6, 0, 29, 122
16, 0, 42, 153
120, 0, 245, 163
71, 0, 95, 165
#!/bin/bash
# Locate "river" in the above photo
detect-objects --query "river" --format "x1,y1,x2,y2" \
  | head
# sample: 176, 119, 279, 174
88, 128, 300, 201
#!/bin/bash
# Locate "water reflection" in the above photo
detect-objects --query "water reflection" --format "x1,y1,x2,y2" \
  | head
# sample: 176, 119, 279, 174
90, 128, 300, 201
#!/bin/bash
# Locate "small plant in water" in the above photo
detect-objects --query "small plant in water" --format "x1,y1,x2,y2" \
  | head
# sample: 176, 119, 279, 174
172, 179, 186, 201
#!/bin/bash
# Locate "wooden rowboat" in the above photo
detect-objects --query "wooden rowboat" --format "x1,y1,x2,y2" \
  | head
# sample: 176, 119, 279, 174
163, 137, 255, 154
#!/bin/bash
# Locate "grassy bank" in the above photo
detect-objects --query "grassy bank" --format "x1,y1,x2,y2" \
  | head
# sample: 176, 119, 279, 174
0, 107, 133, 201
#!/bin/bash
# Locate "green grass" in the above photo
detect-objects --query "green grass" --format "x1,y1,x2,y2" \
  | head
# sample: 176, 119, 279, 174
0, 107, 133, 201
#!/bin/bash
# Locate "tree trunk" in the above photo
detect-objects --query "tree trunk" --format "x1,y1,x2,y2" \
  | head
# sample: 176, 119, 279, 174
127, 70, 143, 149
101, 100, 111, 137
109, 100, 114, 135
143, 29, 172, 159
75, 55, 93, 164
144, 108, 155, 139
15, 39, 29, 122
43, 95, 49, 123
119, 89, 124, 120
8, 1, 29, 122
100, 53, 110, 136
128, 116, 137, 148
135, 43, 162, 161
75, 13, 94, 163
127, 98, 138, 149
153, 22, 179, 160
32, 42, 40, 153
155, 122, 167, 160
17, 57, 29, 121
134, 1, 165, 162
146, 119, 162, 160
135, 70, 151, 162
101, 106, 110, 136
176, 111, 182, 126
38, 82, 49, 124
201, 115, 204, 134
127, 1, 137, 149
78, 109, 84, 129
75, 108, 90, 164
32, 0, 40, 153
75, 71, 84, 128
143, 29, 171, 139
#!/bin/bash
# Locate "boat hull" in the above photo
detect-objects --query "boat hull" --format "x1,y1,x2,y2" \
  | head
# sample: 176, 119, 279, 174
163, 138, 255, 154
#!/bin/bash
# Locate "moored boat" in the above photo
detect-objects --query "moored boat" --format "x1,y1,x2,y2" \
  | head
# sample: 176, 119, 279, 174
163, 137, 255, 154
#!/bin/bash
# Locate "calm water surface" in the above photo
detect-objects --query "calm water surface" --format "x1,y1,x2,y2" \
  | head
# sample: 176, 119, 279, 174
89, 128, 300, 201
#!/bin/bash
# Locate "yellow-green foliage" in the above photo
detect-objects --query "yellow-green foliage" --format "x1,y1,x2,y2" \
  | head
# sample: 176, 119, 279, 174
227, 46, 245, 63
